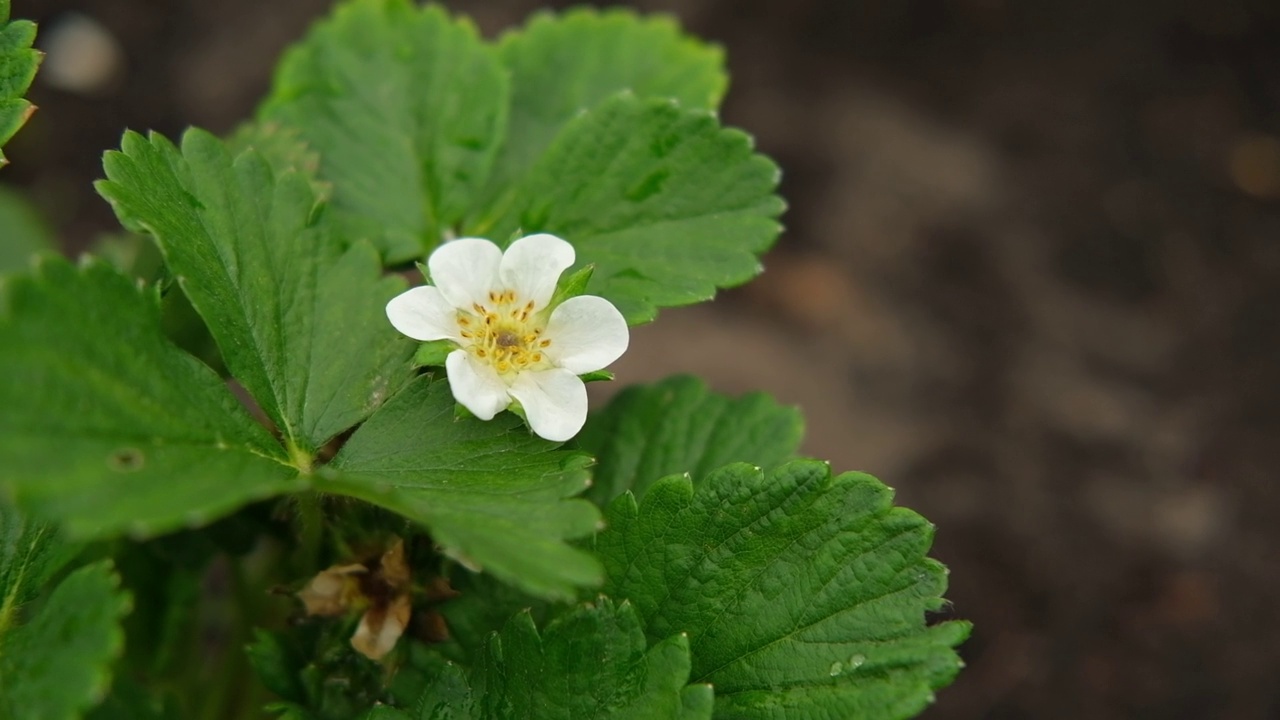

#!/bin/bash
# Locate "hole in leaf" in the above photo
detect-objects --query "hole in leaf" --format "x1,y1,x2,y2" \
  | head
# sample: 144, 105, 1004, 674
108, 447, 145, 472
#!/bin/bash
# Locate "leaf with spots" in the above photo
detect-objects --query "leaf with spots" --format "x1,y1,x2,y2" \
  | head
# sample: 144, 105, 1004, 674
485, 94, 784, 324
0, 257, 298, 538
0, 0, 41, 168
597, 460, 970, 720
315, 374, 602, 600
96, 128, 415, 458
578, 375, 804, 504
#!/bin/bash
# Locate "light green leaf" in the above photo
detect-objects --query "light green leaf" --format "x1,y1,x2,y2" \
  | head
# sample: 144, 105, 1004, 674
0, 257, 298, 537
87, 232, 162, 281
316, 374, 602, 600
0, 560, 132, 720
0, 1, 41, 168
96, 128, 415, 457
578, 375, 804, 504
261, 0, 508, 263
0, 186, 52, 273
469, 8, 726, 232
598, 460, 970, 720
0, 504, 75, 635
487, 94, 784, 323
226, 121, 325, 198
411, 599, 710, 720
227, 121, 322, 178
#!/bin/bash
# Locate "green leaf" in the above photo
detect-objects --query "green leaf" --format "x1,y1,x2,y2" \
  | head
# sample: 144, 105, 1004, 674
435, 571, 550, 664
0, 504, 77, 634
411, 599, 710, 720
0, 186, 53, 273
0, 560, 132, 720
86, 233, 226, 375
315, 374, 602, 600
269, 704, 318, 720
85, 677, 180, 720
247, 630, 308, 704
0, 2, 41, 168
469, 8, 726, 232
578, 376, 804, 505
487, 94, 784, 323
598, 461, 970, 720
261, 0, 508, 263
96, 129, 415, 457
0, 257, 298, 537
87, 232, 163, 281
226, 121, 323, 185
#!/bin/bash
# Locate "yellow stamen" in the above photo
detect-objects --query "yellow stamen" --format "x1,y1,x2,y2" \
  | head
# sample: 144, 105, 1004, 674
457, 288, 554, 377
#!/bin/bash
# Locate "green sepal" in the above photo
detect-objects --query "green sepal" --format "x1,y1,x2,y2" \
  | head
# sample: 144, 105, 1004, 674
413, 340, 455, 368
505, 399, 529, 425
579, 370, 614, 384
546, 263, 594, 311
453, 401, 476, 422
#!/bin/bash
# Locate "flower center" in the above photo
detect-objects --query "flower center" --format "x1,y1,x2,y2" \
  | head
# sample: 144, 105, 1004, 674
458, 289, 553, 376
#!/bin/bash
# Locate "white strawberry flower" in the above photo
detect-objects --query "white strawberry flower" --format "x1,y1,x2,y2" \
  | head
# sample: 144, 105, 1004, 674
385, 234, 629, 442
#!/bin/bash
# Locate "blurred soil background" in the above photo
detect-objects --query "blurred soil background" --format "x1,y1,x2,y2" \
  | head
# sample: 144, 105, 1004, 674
3, 0, 1279, 717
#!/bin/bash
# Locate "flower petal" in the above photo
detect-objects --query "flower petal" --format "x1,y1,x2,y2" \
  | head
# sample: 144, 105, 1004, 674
445, 349, 510, 420
350, 594, 411, 661
498, 233, 575, 309
385, 286, 462, 342
428, 237, 502, 309
543, 295, 630, 374
508, 368, 588, 442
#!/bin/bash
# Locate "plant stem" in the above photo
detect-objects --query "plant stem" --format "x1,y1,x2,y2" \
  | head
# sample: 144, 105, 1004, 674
295, 491, 326, 574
